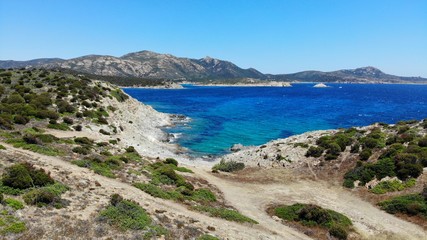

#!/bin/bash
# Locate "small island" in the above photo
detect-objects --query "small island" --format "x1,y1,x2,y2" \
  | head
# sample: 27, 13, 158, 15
313, 83, 328, 88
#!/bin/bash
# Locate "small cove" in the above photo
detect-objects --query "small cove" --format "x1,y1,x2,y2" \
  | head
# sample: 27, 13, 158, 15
124, 83, 427, 156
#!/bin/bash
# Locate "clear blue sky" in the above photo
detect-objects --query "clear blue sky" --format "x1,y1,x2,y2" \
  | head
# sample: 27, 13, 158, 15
1, 0, 426, 77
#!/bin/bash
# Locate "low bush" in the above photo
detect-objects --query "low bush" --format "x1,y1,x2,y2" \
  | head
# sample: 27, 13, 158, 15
74, 137, 93, 146
23, 188, 57, 207
72, 146, 91, 155
73, 125, 82, 131
0, 210, 26, 235
72, 158, 117, 178
63, 117, 73, 125
13, 115, 29, 125
125, 146, 136, 153
134, 183, 183, 200
197, 235, 220, 240
4, 198, 24, 210
193, 205, 258, 224
305, 146, 325, 158
1, 163, 54, 189
22, 182, 68, 208
99, 129, 110, 135
110, 89, 129, 102
190, 188, 217, 202
47, 123, 70, 131
418, 137, 427, 148
274, 203, 352, 239
5, 138, 62, 156
379, 194, 427, 218
359, 148, 372, 161
212, 160, 245, 172
371, 179, 416, 194
98, 194, 166, 236
165, 158, 178, 166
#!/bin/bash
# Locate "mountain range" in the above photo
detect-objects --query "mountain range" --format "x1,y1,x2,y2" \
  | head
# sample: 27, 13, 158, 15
1, 50, 426, 83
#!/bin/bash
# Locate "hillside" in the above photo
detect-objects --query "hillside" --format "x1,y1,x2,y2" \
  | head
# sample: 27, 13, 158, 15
274, 66, 427, 83
0, 51, 264, 81
1, 51, 426, 84
0, 69, 426, 239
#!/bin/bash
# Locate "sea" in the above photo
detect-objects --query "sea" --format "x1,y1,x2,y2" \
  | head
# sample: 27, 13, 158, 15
124, 83, 427, 156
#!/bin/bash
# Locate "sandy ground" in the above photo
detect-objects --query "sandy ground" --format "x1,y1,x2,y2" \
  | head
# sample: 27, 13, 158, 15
1, 142, 310, 240
192, 167, 427, 240
2, 139, 426, 239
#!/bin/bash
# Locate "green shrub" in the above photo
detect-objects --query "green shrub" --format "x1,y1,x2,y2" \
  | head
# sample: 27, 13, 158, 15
174, 166, 193, 173
305, 146, 325, 158
316, 136, 332, 148
0, 145, 6, 150
4, 198, 24, 210
1, 163, 54, 189
0, 210, 26, 235
371, 179, 416, 194
99, 129, 110, 135
422, 185, 427, 201
325, 153, 338, 160
343, 179, 355, 188
97, 116, 108, 125
379, 194, 427, 218
47, 123, 70, 131
125, 146, 136, 153
63, 117, 73, 125
7, 94, 25, 104
350, 143, 360, 153
98, 195, 162, 234
396, 163, 423, 180
0, 117, 14, 130
73, 125, 83, 131
197, 235, 220, 240
110, 89, 129, 102
362, 137, 380, 149
72, 159, 116, 178
193, 205, 257, 224
212, 160, 245, 172
327, 142, 342, 155
35, 110, 59, 120
5, 138, 62, 156
190, 188, 217, 202
23, 188, 58, 207
418, 137, 427, 147
329, 225, 348, 240
22, 182, 68, 208
165, 158, 178, 166
13, 115, 29, 125
23, 134, 39, 144
74, 137, 93, 146
72, 146, 91, 155
133, 183, 182, 200
398, 126, 410, 134
274, 203, 351, 239
359, 148, 372, 161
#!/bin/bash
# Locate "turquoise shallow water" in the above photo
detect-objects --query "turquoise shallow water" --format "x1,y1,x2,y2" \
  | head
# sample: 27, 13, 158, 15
124, 84, 427, 156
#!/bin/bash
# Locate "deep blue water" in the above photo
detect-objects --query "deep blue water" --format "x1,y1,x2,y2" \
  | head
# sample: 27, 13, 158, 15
124, 84, 427, 156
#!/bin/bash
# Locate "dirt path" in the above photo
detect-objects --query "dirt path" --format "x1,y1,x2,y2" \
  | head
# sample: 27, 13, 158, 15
192, 167, 427, 240
1, 142, 311, 240
3, 140, 426, 239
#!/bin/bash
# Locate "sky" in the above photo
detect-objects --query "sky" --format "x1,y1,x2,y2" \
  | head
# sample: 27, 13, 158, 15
0, 0, 426, 77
